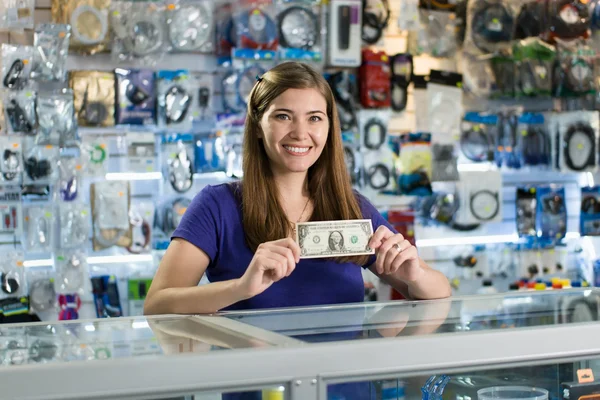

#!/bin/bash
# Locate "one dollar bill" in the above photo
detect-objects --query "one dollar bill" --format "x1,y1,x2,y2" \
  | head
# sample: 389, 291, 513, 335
295, 219, 375, 259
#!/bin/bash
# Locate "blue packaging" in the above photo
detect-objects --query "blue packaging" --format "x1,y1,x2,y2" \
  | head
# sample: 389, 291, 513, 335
536, 186, 567, 241
115, 68, 156, 126
581, 186, 600, 236
195, 133, 227, 173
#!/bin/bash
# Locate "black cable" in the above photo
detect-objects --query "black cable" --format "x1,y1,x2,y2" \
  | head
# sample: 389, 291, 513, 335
3, 59, 25, 89
362, 0, 391, 44
522, 125, 550, 166
277, 6, 319, 50
460, 126, 494, 162
6, 99, 33, 134
469, 189, 500, 221
366, 163, 390, 189
515, 1, 544, 39
427, 193, 480, 231
563, 121, 596, 171
326, 71, 358, 131
470, 1, 515, 54
363, 118, 387, 150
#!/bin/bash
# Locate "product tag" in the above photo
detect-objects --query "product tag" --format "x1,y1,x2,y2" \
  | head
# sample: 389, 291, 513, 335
578, 369, 595, 383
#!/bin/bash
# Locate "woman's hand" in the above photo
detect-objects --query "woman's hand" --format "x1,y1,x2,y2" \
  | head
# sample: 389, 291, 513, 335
237, 238, 300, 299
368, 225, 424, 283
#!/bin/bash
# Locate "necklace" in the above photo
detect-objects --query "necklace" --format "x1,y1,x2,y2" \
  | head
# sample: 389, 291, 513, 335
291, 197, 310, 236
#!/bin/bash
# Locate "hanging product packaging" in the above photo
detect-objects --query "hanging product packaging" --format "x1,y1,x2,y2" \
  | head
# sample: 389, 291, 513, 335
110, 0, 167, 63
325, 70, 359, 132
91, 274, 123, 318
51, 0, 111, 55
0, 251, 27, 317
518, 112, 550, 167
327, 0, 362, 67
127, 201, 154, 254
166, 0, 214, 53
115, 68, 156, 125
127, 132, 156, 173
54, 250, 88, 295
581, 186, 600, 236
220, 63, 268, 113
464, 0, 518, 56
157, 69, 193, 132
27, 268, 57, 315
0, 136, 22, 185
552, 110, 599, 173
546, 0, 590, 42
91, 180, 132, 251
358, 109, 391, 152
516, 187, 537, 237
128, 276, 153, 316
513, 38, 556, 97
431, 143, 459, 182
514, 0, 546, 40
490, 53, 516, 98
23, 205, 55, 252
399, 0, 420, 31
553, 38, 596, 98
3, 90, 36, 135
23, 141, 59, 186
234, 0, 279, 60
154, 197, 191, 241
362, 144, 396, 193
459, 112, 498, 163
58, 202, 90, 250
397, 132, 433, 196
31, 24, 72, 82
389, 53, 413, 112
1, 44, 33, 91
427, 70, 463, 143
359, 48, 391, 108
69, 70, 115, 127
495, 108, 523, 169
162, 133, 195, 194
190, 71, 214, 128
0, 0, 34, 31
57, 156, 83, 202
536, 185, 567, 241
413, 75, 429, 132
82, 135, 109, 177
0, 187, 22, 236
460, 52, 496, 98
276, 0, 323, 62
36, 89, 77, 148
342, 131, 362, 187
456, 169, 503, 224
195, 131, 226, 173
362, 0, 391, 46
416, 10, 458, 58
225, 131, 244, 178
215, 1, 237, 63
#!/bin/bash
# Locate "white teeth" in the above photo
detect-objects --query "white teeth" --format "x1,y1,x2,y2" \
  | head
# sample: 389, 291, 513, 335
283, 145, 310, 154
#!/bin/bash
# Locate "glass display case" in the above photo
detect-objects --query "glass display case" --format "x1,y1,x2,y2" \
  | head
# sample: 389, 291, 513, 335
2, 288, 600, 400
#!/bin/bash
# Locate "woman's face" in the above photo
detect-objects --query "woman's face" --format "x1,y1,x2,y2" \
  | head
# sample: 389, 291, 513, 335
259, 88, 329, 176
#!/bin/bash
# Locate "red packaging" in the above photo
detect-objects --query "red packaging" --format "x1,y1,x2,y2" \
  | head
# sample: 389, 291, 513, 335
387, 209, 416, 245
359, 49, 391, 108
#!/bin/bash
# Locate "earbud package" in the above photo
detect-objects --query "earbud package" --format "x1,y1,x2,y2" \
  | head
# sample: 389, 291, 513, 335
225, 131, 244, 178
54, 250, 88, 295
110, 0, 167, 64
358, 109, 391, 152
427, 70, 463, 143
397, 133, 433, 196
535, 185, 567, 241
552, 110, 599, 173
234, 0, 279, 59
157, 70, 193, 132
0, 251, 27, 316
553, 38, 596, 98
459, 112, 498, 163
456, 169, 503, 224
23, 205, 55, 253
581, 186, 600, 236
91, 181, 132, 251
56, 155, 83, 203
195, 132, 226, 174
51, 0, 111, 55
513, 38, 556, 98
327, 0, 362, 67
69, 70, 115, 127
1, 44, 33, 91
0, 136, 22, 185
3, 90, 36, 135
27, 268, 57, 316
127, 132, 156, 173
276, 0, 323, 62
162, 133, 195, 194
518, 112, 550, 167
115, 68, 156, 125
190, 71, 214, 129
36, 89, 77, 148
516, 186, 537, 237
59, 202, 90, 250
30, 24, 72, 82
127, 201, 154, 254
416, 10, 458, 58
464, 0, 519, 56
82, 135, 109, 177
359, 48, 391, 108
166, 0, 214, 54
22, 141, 59, 186
0, 0, 34, 32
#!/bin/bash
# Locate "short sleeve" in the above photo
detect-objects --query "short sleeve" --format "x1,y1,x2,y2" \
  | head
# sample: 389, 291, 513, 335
356, 192, 398, 268
172, 185, 221, 263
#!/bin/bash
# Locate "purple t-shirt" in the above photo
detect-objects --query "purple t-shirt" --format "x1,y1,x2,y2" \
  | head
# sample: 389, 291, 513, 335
172, 182, 395, 311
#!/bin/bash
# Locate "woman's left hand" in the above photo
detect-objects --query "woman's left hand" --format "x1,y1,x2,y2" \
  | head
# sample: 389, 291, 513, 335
368, 225, 424, 283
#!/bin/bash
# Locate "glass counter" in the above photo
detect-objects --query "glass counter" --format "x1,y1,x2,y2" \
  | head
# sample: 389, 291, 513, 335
0, 289, 599, 400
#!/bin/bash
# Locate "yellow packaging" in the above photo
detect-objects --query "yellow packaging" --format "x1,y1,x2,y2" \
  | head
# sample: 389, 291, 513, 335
52, 0, 111, 54
69, 70, 115, 127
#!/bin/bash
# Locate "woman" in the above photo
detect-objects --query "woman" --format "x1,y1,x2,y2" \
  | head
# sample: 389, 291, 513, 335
144, 61, 450, 315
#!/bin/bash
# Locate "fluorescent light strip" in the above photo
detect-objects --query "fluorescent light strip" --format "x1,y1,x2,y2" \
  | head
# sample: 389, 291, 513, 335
105, 172, 163, 181
24, 254, 153, 268
457, 163, 495, 172
416, 234, 519, 247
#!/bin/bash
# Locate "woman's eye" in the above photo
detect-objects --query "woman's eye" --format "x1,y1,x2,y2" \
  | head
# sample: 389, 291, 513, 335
275, 114, 290, 120
309, 116, 322, 122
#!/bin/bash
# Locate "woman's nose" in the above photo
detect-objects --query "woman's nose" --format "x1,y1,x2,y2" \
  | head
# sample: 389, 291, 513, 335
289, 119, 309, 140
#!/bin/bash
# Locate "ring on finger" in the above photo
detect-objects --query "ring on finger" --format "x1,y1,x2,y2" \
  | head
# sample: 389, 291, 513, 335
394, 243, 403, 253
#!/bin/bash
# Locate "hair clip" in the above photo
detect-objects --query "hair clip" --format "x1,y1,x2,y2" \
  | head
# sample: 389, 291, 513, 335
255, 75, 263, 82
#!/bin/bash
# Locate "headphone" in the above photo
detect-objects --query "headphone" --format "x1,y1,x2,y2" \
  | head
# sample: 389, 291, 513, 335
168, 2, 213, 51
165, 85, 191, 125
362, 0, 391, 44
469, 189, 500, 221
563, 121, 596, 171
363, 118, 387, 150
471, 0, 515, 53
278, 6, 319, 50
1, 271, 20, 295
24, 157, 51, 181
169, 150, 194, 193
3, 59, 25, 89
238, 8, 278, 50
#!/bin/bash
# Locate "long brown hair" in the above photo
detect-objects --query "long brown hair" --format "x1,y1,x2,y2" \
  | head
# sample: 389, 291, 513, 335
240, 61, 369, 265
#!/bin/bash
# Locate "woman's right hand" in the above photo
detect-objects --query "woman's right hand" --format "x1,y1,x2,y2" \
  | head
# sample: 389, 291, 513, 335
237, 238, 301, 299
